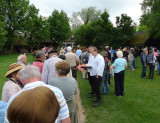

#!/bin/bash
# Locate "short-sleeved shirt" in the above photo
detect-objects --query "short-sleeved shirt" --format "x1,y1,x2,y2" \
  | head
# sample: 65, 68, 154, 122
113, 58, 127, 73
4, 81, 69, 123
49, 77, 77, 101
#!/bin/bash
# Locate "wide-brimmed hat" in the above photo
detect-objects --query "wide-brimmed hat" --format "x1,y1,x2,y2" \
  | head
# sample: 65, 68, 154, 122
5, 63, 24, 78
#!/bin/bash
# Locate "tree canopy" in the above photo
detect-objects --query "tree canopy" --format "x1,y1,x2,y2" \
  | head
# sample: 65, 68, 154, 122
140, 0, 160, 39
48, 10, 71, 46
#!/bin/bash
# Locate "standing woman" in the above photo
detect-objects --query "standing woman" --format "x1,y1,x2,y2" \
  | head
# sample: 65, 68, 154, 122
147, 50, 156, 79
113, 51, 127, 96
2, 63, 24, 102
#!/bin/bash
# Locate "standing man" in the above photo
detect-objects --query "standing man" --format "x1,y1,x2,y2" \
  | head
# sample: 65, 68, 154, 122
141, 48, 148, 78
65, 46, 79, 80
89, 47, 105, 107
42, 50, 62, 83
75, 47, 82, 59
17, 55, 27, 66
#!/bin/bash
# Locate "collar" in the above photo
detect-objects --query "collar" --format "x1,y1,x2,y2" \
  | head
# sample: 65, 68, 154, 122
35, 60, 42, 62
24, 81, 45, 89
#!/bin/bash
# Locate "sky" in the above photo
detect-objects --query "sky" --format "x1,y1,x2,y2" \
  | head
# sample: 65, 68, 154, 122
29, 0, 143, 25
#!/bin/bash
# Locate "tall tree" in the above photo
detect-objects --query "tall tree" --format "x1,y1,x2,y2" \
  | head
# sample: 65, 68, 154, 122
115, 14, 135, 46
140, 0, 160, 39
73, 6, 101, 24
48, 10, 71, 46
0, 0, 31, 52
24, 5, 50, 51
70, 12, 82, 30
0, 20, 7, 52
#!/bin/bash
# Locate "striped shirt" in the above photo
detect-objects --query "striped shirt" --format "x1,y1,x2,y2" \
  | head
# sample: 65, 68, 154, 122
42, 55, 62, 84
4, 81, 69, 123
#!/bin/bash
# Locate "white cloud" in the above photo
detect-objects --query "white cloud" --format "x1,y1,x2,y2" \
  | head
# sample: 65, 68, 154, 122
30, 0, 143, 24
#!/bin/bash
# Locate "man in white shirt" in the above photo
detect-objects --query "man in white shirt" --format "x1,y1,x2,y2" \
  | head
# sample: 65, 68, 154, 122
5, 65, 70, 123
89, 47, 105, 107
42, 50, 62, 84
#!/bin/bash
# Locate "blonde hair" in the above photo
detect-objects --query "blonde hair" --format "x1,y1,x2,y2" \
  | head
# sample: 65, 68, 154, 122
7, 86, 60, 123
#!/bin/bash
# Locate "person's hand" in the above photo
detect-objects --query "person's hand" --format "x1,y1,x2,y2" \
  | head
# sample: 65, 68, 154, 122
144, 63, 146, 66
96, 75, 99, 79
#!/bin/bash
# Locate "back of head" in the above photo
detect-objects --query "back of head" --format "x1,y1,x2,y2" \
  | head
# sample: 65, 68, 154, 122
7, 86, 60, 123
117, 51, 123, 58
67, 46, 72, 52
17, 55, 24, 61
36, 51, 45, 59
19, 65, 41, 84
55, 61, 70, 76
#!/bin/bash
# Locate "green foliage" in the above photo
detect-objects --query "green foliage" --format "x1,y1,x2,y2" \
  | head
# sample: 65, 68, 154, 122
0, 20, 7, 52
78, 57, 160, 123
137, 24, 149, 32
48, 10, 71, 45
74, 10, 135, 48
0, 0, 30, 51
115, 14, 136, 46
140, 0, 160, 38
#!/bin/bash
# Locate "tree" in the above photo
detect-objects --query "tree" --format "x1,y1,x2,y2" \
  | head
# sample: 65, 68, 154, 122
48, 10, 71, 46
0, 20, 7, 52
0, 0, 31, 52
70, 12, 82, 30
140, 0, 160, 39
115, 14, 136, 46
24, 5, 50, 51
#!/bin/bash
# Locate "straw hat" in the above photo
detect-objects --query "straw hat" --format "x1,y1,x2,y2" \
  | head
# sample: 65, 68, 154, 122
5, 63, 24, 77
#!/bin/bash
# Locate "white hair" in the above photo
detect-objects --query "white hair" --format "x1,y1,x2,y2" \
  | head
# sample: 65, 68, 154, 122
19, 65, 41, 82
117, 51, 123, 58
17, 55, 24, 61
67, 46, 72, 52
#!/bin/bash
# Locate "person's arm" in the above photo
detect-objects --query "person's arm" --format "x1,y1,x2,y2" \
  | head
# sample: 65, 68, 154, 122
61, 117, 71, 123
41, 61, 48, 83
142, 54, 146, 66
96, 56, 105, 77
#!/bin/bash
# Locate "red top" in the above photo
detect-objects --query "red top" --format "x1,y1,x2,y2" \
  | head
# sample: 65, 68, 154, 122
32, 61, 44, 73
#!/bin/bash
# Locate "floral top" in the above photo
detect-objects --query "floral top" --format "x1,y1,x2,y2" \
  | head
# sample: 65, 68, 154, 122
2, 80, 21, 102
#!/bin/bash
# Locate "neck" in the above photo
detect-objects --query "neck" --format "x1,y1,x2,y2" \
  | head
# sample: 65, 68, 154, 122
58, 75, 67, 77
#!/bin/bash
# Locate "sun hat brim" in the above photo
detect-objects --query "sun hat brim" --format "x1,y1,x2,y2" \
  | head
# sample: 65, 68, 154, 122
5, 65, 24, 78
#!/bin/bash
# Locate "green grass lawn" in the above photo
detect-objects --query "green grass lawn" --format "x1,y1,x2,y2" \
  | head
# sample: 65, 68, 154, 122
0, 54, 160, 123
77, 58, 160, 123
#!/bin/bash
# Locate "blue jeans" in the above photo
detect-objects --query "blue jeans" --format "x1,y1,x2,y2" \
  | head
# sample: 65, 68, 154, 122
132, 58, 136, 68
141, 65, 147, 78
100, 73, 109, 94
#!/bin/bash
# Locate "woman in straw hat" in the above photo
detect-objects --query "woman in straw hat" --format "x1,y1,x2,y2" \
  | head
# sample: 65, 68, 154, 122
2, 63, 24, 102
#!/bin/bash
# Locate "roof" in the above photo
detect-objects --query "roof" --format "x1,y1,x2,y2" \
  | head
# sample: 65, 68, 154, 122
130, 31, 150, 46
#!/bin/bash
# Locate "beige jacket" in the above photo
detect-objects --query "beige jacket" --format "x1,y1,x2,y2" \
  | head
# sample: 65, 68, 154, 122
65, 52, 79, 67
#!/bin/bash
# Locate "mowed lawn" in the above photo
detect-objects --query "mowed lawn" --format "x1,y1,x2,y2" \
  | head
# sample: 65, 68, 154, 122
0, 54, 160, 123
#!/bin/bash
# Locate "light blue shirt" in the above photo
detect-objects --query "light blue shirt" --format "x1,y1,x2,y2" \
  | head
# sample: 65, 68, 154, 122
76, 49, 82, 58
113, 58, 127, 73
0, 101, 7, 123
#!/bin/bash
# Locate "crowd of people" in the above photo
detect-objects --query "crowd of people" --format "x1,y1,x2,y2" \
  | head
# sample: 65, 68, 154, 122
0, 45, 160, 123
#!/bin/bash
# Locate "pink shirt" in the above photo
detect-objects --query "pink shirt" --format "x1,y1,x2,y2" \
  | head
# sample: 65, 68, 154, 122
154, 52, 158, 57
32, 61, 44, 73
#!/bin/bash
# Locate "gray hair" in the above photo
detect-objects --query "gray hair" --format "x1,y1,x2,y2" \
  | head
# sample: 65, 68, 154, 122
17, 55, 25, 61
19, 65, 41, 82
117, 51, 123, 58
67, 46, 72, 52
36, 51, 45, 59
